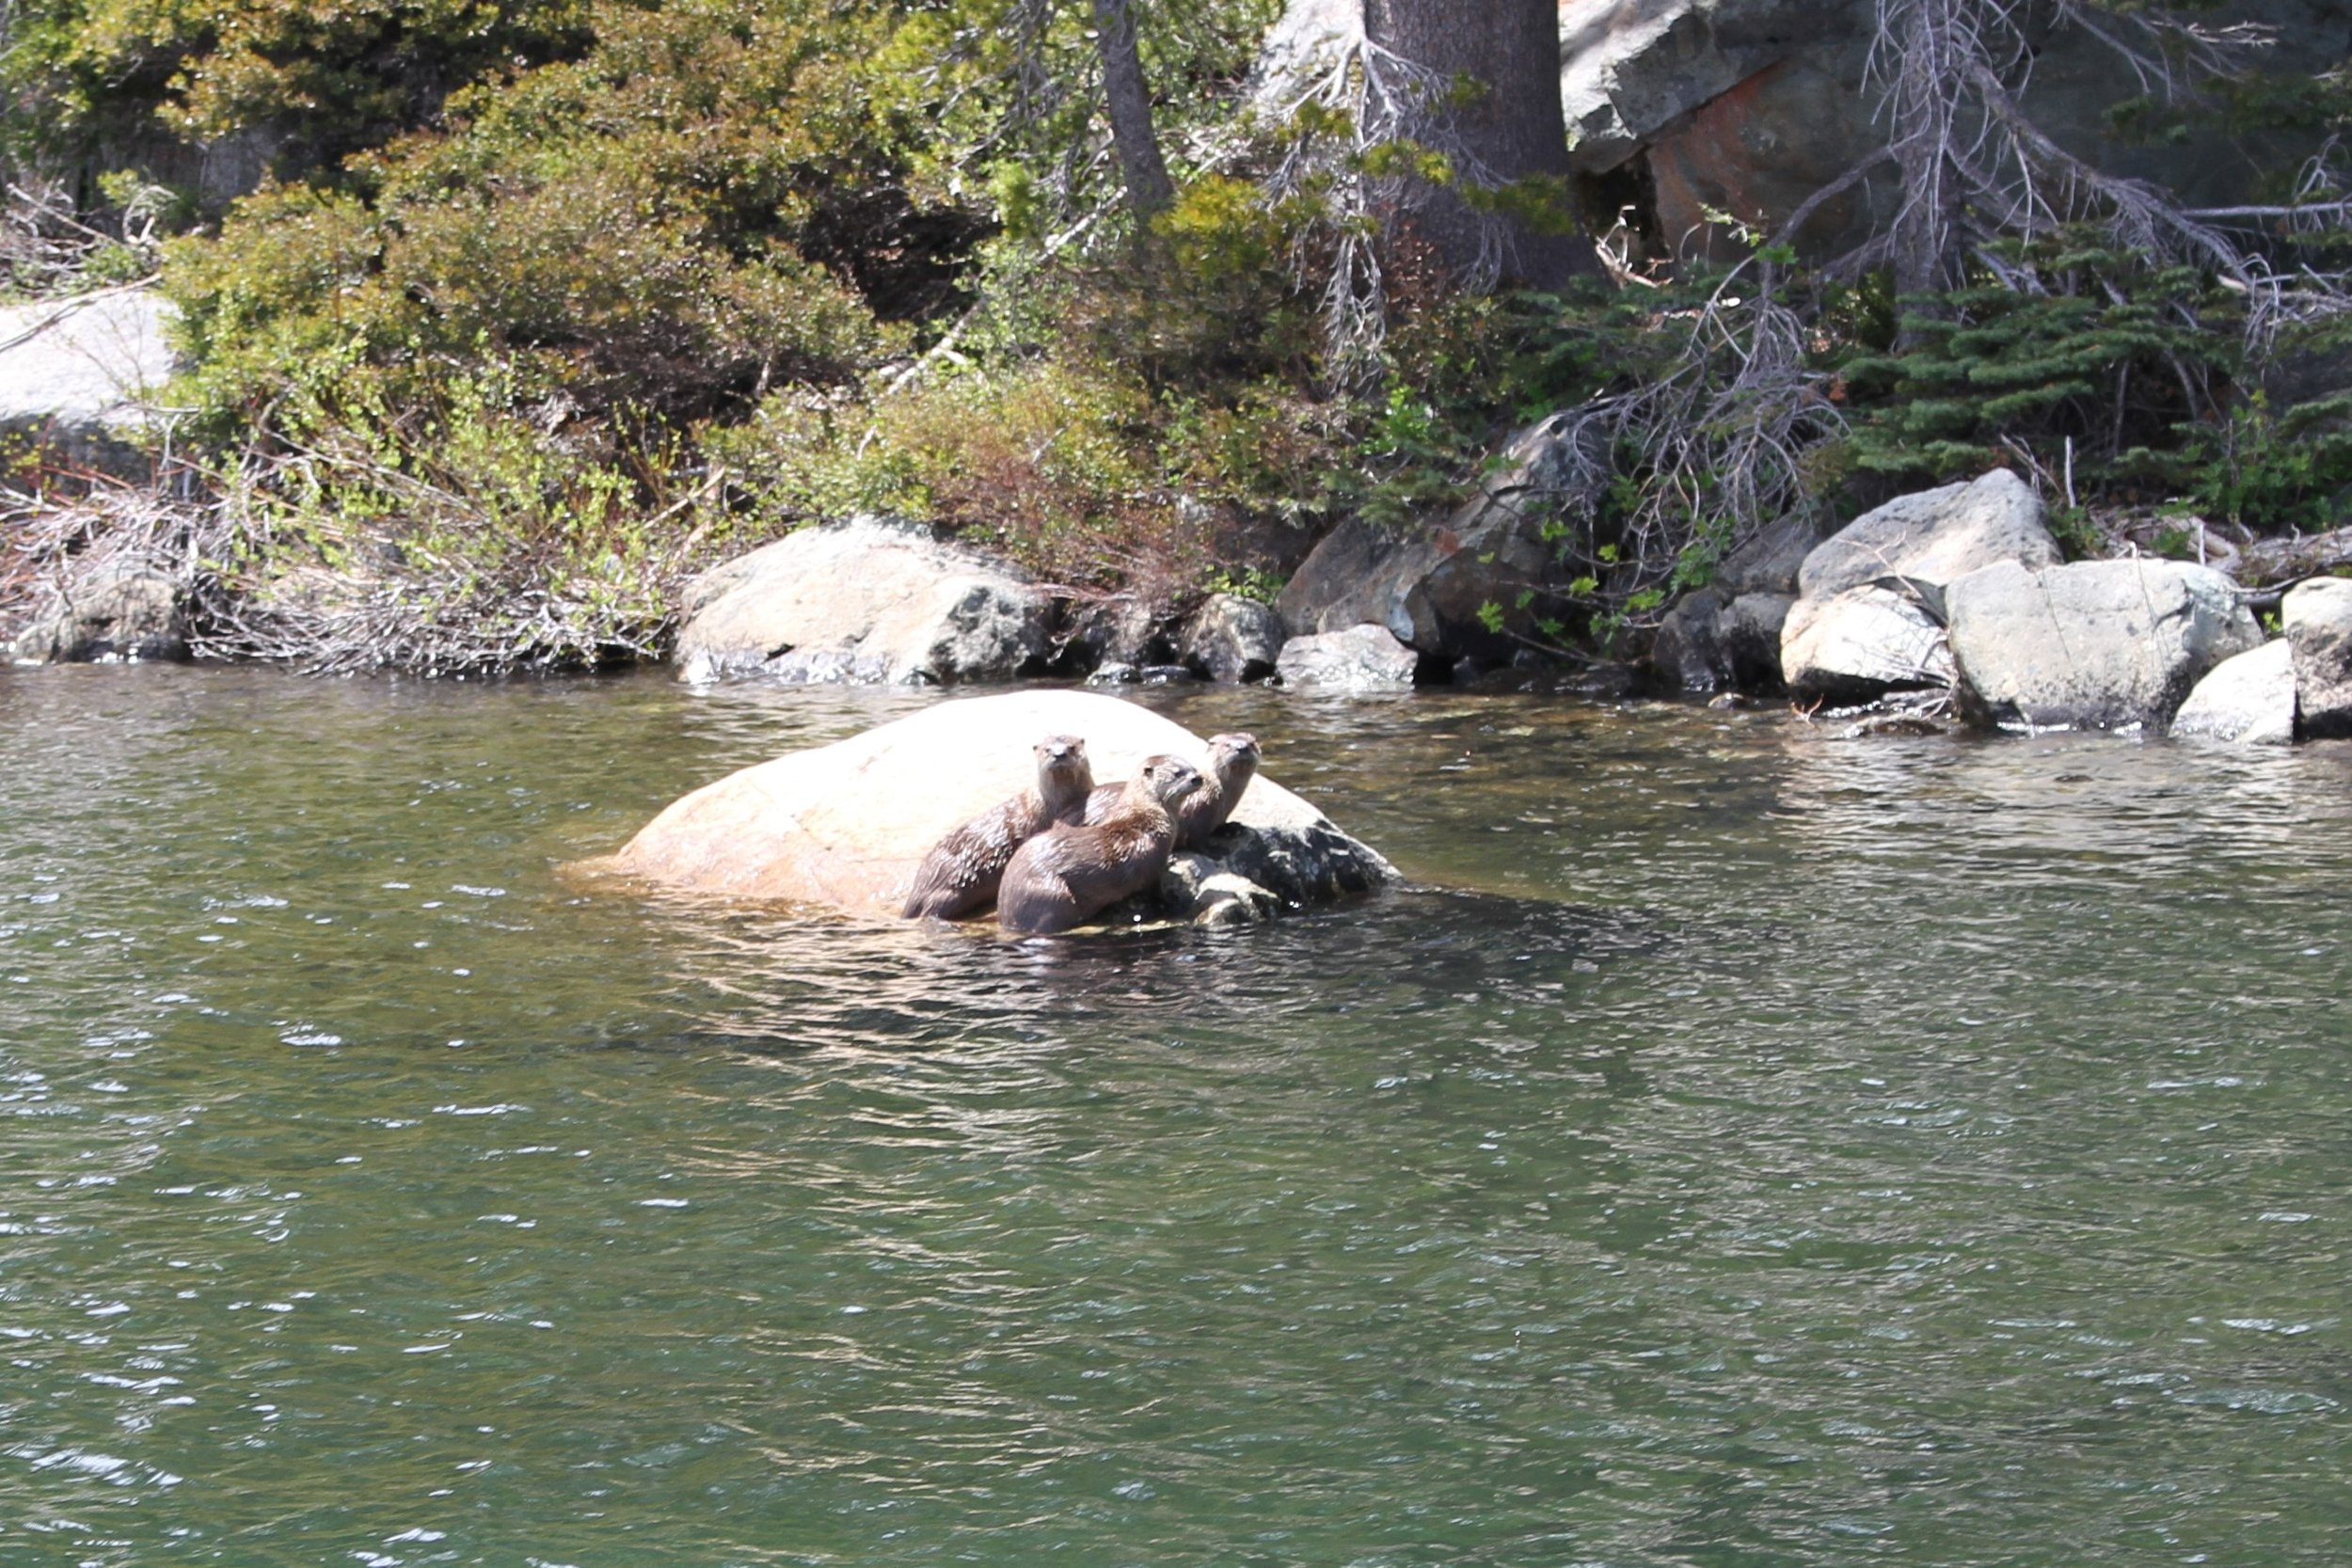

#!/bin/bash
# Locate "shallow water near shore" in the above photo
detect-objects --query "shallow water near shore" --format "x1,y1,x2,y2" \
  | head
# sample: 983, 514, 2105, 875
2, 663, 2348, 1567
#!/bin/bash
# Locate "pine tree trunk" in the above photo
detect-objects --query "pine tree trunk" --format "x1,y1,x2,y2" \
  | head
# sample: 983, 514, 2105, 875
1362, 0, 1586, 289
1090, 0, 1175, 225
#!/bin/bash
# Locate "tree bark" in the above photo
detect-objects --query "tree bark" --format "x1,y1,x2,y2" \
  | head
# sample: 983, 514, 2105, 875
1090, 0, 1175, 225
1362, 0, 1587, 290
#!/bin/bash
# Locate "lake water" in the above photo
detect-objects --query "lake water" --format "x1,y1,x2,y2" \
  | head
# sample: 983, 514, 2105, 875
2, 665, 2347, 1567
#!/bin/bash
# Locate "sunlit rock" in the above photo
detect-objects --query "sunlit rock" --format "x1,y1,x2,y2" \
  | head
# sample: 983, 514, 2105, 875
600, 689, 1395, 922
1798, 469, 2058, 603
1781, 585, 1953, 702
1275, 623, 1420, 689
675, 517, 1053, 686
0, 289, 177, 479
1181, 594, 1284, 684
1947, 558, 2261, 732
2171, 639, 2296, 746
2282, 577, 2352, 739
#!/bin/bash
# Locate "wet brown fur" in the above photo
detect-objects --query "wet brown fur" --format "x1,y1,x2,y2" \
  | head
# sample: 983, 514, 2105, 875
999, 755, 1202, 935
1083, 732, 1259, 851
901, 735, 1093, 920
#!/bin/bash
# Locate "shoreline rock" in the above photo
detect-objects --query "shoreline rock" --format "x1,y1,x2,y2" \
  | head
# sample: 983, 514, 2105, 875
1947, 558, 2261, 732
675, 516, 1054, 686
596, 689, 1397, 924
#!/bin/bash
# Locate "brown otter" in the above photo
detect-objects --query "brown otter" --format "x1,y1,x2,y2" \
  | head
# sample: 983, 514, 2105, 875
900, 734, 1093, 920
1083, 731, 1260, 850
998, 754, 1203, 935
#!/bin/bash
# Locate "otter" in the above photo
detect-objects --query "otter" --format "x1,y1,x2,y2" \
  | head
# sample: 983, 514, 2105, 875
1083, 731, 1260, 850
998, 754, 1203, 935
900, 734, 1093, 920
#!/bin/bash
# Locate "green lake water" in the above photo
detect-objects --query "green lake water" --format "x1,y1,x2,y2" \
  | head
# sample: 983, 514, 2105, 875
2, 664, 2347, 1566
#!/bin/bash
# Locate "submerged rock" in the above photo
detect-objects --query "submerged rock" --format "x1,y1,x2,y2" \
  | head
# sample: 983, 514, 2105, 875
2171, 639, 2296, 746
1275, 623, 1420, 689
2281, 577, 2352, 739
1947, 558, 2261, 731
598, 689, 1396, 923
675, 517, 1053, 686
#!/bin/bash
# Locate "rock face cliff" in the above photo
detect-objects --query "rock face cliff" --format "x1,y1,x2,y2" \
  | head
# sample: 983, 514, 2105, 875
1262, 0, 2352, 262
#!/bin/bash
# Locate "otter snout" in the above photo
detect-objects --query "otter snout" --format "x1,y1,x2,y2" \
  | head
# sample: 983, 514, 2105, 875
1144, 755, 1203, 806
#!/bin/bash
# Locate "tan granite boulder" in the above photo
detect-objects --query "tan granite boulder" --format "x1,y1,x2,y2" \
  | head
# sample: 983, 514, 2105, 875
599, 689, 1394, 920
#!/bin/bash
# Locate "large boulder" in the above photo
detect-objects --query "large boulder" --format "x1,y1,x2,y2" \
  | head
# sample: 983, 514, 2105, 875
1651, 586, 1793, 692
1551, 0, 2349, 262
5, 569, 186, 663
1181, 594, 1285, 683
1275, 623, 1421, 689
675, 517, 1053, 685
1780, 585, 1954, 701
2171, 640, 2297, 746
1260, 2, 2351, 264
1947, 558, 2262, 731
1276, 415, 1578, 658
2281, 577, 2352, 739
597, 689, 1396, 921
1645, 510, 1819, 692
0, 290, 177, 479
1799, 469, 2058, 602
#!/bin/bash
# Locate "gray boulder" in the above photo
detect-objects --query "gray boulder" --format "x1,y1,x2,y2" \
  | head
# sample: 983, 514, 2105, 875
1277, 415, 1577, 657
1717, 512, 1827, 598
2281, 577, 2352, 739
1799, 469, 2059, 602
1275, 623, 1420, 689
1182, 594, 1285, 683
0, 290, 178, 479
675, 517, 1053, 685
1061, 596, 1173, 673
1781, 585, 1954, 701
7, 570, 186, 663
1652, 587, 1793, 692
1947, 559, 2262, 731
2171, 640, 2297, 746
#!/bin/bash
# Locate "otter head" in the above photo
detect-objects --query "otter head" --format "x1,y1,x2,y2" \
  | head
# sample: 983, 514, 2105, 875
1136, 754, 1203, 812
1205, 732, 1261, 793
1033, 734, 1093, 809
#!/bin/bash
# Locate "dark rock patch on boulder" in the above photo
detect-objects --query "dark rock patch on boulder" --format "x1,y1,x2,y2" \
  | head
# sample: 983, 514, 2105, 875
1276, 416, 1580, 659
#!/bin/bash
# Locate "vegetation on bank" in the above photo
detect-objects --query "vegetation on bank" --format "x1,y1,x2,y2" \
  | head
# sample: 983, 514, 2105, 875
5, 0, 2352, 671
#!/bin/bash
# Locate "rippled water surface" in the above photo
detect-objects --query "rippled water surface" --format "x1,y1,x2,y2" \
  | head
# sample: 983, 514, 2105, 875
3, 664, 2348, 1567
